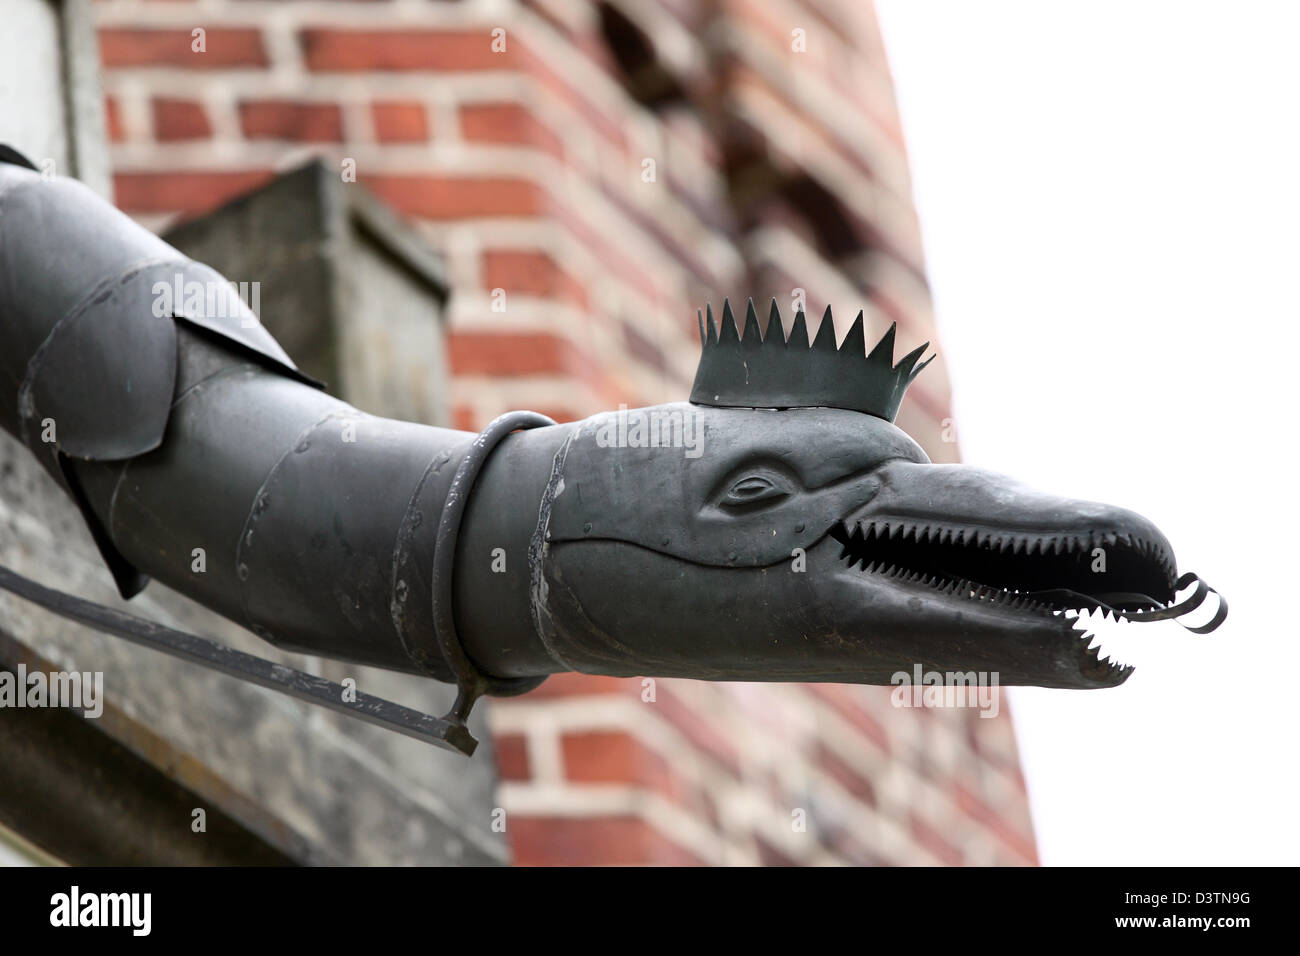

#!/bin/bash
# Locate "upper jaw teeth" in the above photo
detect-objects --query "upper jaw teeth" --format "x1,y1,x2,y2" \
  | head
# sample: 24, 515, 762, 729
845, 518, 1176, 585
832, 517, 1178, 615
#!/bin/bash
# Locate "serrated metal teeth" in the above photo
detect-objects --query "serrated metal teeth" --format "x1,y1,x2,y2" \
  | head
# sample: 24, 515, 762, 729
832, 515, 1174, 632
1068, 620, 1136, 676
848, 519, 1176, 581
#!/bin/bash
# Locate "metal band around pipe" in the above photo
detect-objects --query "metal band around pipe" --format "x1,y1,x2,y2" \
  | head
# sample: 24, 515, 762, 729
431, 411, 556, 732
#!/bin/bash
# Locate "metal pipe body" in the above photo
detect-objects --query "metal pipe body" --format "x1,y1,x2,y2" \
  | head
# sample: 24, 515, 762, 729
0, 157, 563, 684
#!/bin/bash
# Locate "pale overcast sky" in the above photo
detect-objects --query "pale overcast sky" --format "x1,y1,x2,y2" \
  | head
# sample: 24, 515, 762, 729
877, 0, 1299, 865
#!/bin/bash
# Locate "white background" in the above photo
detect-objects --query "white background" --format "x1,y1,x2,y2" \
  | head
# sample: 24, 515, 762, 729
877, 0, 1299, 865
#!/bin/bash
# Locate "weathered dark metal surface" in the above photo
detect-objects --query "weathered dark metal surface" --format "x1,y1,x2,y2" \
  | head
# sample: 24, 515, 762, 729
23, 260, 180, 461
0, 151, 1227, 752
691, 299, 933, 420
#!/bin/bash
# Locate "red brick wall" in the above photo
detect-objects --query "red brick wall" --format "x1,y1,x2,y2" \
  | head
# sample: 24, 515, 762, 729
93, 0, 1037, 866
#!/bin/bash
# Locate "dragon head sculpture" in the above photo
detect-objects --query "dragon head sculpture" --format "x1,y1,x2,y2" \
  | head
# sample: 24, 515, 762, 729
458, 299, 1224, 691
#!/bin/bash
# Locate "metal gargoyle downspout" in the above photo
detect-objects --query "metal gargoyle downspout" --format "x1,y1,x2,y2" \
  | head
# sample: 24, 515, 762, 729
0, 153, 1225, 756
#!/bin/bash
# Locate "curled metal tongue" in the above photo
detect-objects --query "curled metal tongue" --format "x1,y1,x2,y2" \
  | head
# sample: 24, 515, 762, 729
1025, 572, 1228, 635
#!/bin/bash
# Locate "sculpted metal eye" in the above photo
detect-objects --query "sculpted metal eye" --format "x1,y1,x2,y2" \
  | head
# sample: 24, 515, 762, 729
724, 474, 791, 507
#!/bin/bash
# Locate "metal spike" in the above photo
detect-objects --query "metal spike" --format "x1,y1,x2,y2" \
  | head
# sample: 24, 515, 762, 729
705, 304, 719, 346
719, 299, 740, 345
893, 341, 929, 376
766, 298, 785, 346
742, 298, 762, 346
866, 321, 898, 365
840, 310, 866, 356
811, 305, 837, 351
787, 309, 809, 349
908, 353, 936, 382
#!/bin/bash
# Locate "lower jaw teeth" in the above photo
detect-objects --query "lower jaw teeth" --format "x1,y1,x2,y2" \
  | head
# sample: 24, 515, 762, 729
1067, 606, 1137, 671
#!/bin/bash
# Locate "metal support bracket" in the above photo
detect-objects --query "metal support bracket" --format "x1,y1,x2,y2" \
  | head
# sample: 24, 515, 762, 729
0, 564, 479, 756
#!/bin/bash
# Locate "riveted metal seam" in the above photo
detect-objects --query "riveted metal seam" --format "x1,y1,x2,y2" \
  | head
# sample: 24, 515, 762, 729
233, 409, 353, 638
528, 424, 579, 671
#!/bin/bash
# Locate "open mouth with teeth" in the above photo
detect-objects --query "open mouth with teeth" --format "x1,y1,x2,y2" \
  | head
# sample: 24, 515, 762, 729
827, 517, 1185, 683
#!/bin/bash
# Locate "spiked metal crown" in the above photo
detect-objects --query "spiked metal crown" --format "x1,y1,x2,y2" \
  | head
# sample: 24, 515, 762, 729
690, 298, 934, 422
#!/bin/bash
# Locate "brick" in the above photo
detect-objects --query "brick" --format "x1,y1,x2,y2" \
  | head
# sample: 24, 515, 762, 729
509, 673, 634, 699
620, 319, 670, 374
815, 743, 877, 807
371, 101, 429, 143
459, 103, 563, 158
951, 782, 1038, 864
528, 408, 582, 425
910, 812, 965, 865
99, 28, 269, 69
727, 61, 908, 206
364, 175, 547, 219
104, 96, 125, 143
807, 683, 892, 753
515, 43, 628, 153
152, 98, 211, 142
493, 733, 530, 782
449, 332, 630, 413
481, 249, 587, 310
561, 730, 680, 799
452, 406, 478, 433
599, 179, 728, 288
239, 100, 343, 142
550, 201, 664, 308
810, 815, 888, 865
509, 816, 703, 866
731, 0, 906, 147
448, 331, 590, 379
754, 836, 800, 867
113, 170, 275, 216
646, 683, 743, 777
301, 29, 512, 72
